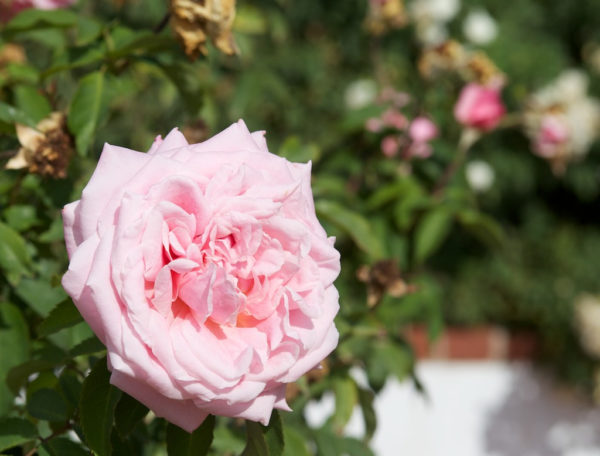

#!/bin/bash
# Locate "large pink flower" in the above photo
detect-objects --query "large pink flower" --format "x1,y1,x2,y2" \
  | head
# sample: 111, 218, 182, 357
62, 120, 340, 432
1, 0, 75, 22
454, 83, 505, 131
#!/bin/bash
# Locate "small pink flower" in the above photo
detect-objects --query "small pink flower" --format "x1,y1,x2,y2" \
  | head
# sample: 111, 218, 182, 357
533, 115, 569, 158
381, 135, 400, 157
409, 117, 438, 143
454, 83, 505, 131
379, 87, 411, 107
381, 108, 408, 130
365, 117, 384, 133
1, 0, 75, 22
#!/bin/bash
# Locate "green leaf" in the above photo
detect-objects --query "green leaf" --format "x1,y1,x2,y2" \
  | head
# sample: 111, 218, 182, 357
0, 302, 29, 414
7, 358, 59, 395
42, 437, 89, 456
15, 278, 67, 317
332, 377, 358, 433
80, 357, 122, 456
114, 393, 149, 438
69, 335, 105, 357
0, 221, 32, 284
242, 412, 284, 456
27, 388, 68, 422
278, 136, 321, 164
367, 341, 413, 390
37, 300, 83, 337
457, 210, 504, 247
13, 85, 52, 123
4, 8, 78, 34
166, 415, 215, 456
68, 71, 105, 156
3, 204, 38, 232
58, 371, 82, 409
157, 61, 206, 116
0, 417, 37, 453
315, 200, 384, 259
282, 427, 310, 456
413, 208, 454, 264
263, 411, 284, 456
242, 421, 268, 456
0, 101, 37, 129
357, 388, 377, 442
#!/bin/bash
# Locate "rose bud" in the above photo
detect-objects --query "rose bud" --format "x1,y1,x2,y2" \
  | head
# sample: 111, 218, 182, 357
454, 82, 506, 131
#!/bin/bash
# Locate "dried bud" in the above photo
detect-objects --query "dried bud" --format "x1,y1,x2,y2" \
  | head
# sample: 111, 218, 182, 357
170, 0, 238, 59
0, 43, 26, 66
182, 119, 210, 144
5, 112, 73, 178
357, 260, 415, 308
463, 52, 505, 86
365, 0, 408, 35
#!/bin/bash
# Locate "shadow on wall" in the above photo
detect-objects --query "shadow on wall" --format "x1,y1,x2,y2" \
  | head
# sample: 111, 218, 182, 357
484, 365, 600, 456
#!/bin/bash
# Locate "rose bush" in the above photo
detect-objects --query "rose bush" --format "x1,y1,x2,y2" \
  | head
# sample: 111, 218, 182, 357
61, 120, 341, 432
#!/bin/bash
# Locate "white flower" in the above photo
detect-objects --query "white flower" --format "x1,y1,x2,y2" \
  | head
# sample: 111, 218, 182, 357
574, 294, 600, 359
344, 79, 378, 110
411, 0, 460, 23
463, 9, 497, 45
465, 160, 494, 192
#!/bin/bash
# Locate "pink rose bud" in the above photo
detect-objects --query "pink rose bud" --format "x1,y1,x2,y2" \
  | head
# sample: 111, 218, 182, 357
381, 134, 400, 157
534, 115, 569, 158
409, 116, 438, 143
62, 120, 341, 432
365, 117, 384, 133
454, 83, 506, 131
1, 0, 75, 22
381, 108, 408, 130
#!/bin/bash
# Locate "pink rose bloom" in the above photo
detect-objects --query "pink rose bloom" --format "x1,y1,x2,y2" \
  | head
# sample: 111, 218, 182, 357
365, 117, 384, 133
454, 83, 506, 131
533, 115, 569, 158
1, 0, 75, 22
62, 120, 340, 432
381, 135, 400, 157
409, 116, 438, 143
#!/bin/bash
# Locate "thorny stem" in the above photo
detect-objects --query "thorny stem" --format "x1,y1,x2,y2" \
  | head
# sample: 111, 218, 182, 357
24, 422, 73, 456
154, 12, 171, 34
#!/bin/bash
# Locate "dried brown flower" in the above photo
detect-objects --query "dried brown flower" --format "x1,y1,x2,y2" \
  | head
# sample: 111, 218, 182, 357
5, 112, 74, 179
357, 260, 415, 308
170, 0, 238, 59
365, 0, 408, 35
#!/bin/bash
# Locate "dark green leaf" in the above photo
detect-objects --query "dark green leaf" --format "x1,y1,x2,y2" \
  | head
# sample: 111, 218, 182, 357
413, 208, 454, 264
0, 417, 37, 452
0, 302, 29, 414
4, 8, 78, 34
27, 388, 68, 422
80, 357, 121, 456
15, 278, 67, 317
68, 71, 105, 156
457, 210, 504, 247
315, 200, 384, 259
37, 300, 83, 337
0, 221, 32, 284
69, 336, 105, 357
114, 393, 149, 438
263, 411, 284, 456
332, 377, 358, 433
7, 358, 59, 395
357, 388, 376, 442
242, 421, 268, 456
166, 415, 215, 456
0, 101, 37, 127
13, 85, 51, 123
42, 437, 89, 456
242, 411, 284, 456
58, 371, 82, 409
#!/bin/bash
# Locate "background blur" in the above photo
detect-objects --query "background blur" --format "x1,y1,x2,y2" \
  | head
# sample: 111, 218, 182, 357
1, 0, 600, 455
